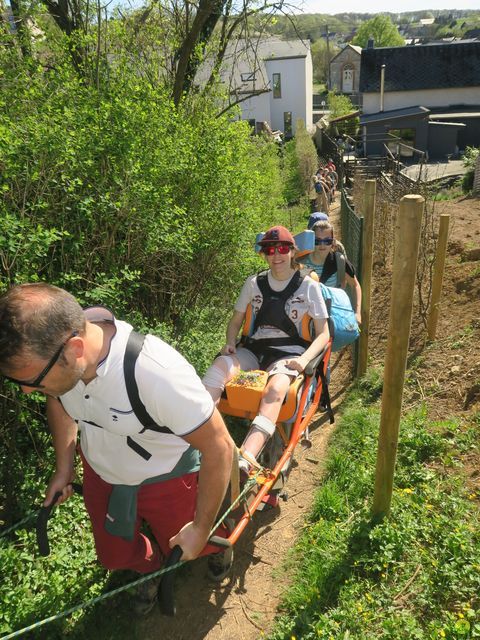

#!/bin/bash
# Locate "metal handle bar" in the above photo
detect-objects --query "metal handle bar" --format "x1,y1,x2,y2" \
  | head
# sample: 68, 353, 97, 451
36, 482, 83, 557
159, 545, 183, 616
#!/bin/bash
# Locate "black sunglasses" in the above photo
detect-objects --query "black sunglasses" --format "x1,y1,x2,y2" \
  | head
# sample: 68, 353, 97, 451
3, 331, 79, 389
315, 237, 334, 246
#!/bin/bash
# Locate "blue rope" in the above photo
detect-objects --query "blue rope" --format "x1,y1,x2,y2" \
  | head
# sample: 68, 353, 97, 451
0, 474, 260, 640
0, 560, 185, 640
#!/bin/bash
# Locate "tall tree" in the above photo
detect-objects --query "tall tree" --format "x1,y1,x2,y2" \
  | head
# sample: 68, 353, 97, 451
166, 0, 287, 106
38, 0, 290, 107
311, 38, 338, 85
352, 15, 404, 48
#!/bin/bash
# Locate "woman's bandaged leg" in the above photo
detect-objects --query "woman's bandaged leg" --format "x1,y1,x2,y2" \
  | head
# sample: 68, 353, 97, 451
202, 355, 237, 402
239, 414, 277, 471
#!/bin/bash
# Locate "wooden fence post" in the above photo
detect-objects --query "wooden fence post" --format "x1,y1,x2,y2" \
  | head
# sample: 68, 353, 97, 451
372, 194, 424, 522
356, 179, 376, 378
427, 214, 451, 342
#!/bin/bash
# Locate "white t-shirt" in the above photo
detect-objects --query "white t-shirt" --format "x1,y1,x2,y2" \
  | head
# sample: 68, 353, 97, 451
60, 307, 214, 485
234, 271, 328, 355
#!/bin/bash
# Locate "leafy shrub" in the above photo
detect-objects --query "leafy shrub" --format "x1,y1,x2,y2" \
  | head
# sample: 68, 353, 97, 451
327, 91, 359, 136
282, 120, 318, 205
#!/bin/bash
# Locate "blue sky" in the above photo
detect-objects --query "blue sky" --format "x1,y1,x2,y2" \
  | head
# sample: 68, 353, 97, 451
296, 1, 479, 13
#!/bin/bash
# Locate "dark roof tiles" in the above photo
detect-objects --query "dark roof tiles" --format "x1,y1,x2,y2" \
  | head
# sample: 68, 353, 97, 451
360, 41, 480, 93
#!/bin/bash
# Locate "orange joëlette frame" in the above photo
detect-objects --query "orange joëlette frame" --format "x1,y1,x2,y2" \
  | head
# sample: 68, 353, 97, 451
220, 338, 332, 547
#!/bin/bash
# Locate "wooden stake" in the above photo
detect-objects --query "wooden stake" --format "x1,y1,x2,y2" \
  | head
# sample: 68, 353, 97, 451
427, 214, 450, 341
372, 194, 424, 522
356, 179, 376, 377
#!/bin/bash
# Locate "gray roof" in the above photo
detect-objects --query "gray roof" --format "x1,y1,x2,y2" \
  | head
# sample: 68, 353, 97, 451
195, 37, 310, 93
330, 43, 361, 63
360, 41, 480, 93
359, 105, 430, 125
259, 38, 310, 60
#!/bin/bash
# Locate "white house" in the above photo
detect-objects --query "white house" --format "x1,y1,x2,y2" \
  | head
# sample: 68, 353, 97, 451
208, 38, 313, 138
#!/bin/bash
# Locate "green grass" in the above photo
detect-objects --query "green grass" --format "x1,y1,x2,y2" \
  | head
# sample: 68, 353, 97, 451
432, 188, 464, 202
267, 374, 480, 640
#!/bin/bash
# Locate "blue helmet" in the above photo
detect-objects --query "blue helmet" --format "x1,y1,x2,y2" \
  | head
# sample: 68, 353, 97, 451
307, 211, 329, 229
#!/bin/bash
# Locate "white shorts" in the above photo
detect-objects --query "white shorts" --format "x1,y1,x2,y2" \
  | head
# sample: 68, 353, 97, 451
235, 347, 301, 379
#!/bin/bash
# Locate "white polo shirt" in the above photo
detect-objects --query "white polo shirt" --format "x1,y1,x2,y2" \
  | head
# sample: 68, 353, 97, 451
60, 308, 214, 485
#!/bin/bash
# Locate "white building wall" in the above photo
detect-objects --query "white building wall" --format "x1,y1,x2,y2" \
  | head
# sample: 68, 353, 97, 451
266, 57, 309, 135
238, 92, 271, 125
363, 87, 480, 114
305, 51, 313, 131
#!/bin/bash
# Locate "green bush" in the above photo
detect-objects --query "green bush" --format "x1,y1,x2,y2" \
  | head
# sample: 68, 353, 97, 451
282, 120, 318, 205
327, 91, 359, 137
0, 22, 302, 635
0, 40, 283, 320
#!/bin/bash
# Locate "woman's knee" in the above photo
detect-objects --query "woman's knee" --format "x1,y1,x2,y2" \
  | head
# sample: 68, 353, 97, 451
262, 374, 291, 403
202, 355, 239, 392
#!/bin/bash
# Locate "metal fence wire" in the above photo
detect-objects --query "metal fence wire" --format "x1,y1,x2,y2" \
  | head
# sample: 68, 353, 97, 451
340, 189, 363, 281
340, 188, 364, 375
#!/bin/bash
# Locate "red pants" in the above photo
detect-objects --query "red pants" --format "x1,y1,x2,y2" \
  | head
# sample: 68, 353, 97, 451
81, 455, 223, 573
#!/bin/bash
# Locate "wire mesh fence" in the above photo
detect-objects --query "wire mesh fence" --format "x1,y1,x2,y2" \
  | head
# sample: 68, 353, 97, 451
340, 189, 363, 280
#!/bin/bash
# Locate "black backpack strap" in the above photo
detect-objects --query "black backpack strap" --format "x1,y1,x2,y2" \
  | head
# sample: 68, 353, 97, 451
335, 251, 346, 287
323, 295, 335, 343
318, 366, 334, 424
256, 270, 303, 302
124, 331, 174, 435
254, 271, 304, 338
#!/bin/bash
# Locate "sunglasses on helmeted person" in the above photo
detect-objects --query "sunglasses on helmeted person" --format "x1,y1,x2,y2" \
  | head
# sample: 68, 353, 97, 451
315, 237, 334, 246
261, 243, 293, 256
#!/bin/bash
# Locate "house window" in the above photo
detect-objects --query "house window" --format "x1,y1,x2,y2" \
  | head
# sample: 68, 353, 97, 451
241, 72, 256, 82
272, 73, 282, 99
342, 64, 354, 93
284, 112, 292, 139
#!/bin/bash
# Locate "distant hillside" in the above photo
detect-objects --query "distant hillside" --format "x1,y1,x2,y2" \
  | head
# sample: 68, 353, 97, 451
260, 10, 480, 44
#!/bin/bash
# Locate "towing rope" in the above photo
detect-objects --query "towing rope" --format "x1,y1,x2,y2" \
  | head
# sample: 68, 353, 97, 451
0, 472, 261, 640
0, 511, 38, 538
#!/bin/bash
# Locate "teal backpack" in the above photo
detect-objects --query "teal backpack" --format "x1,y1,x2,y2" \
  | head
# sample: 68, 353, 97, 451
320, 283, 360, 352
